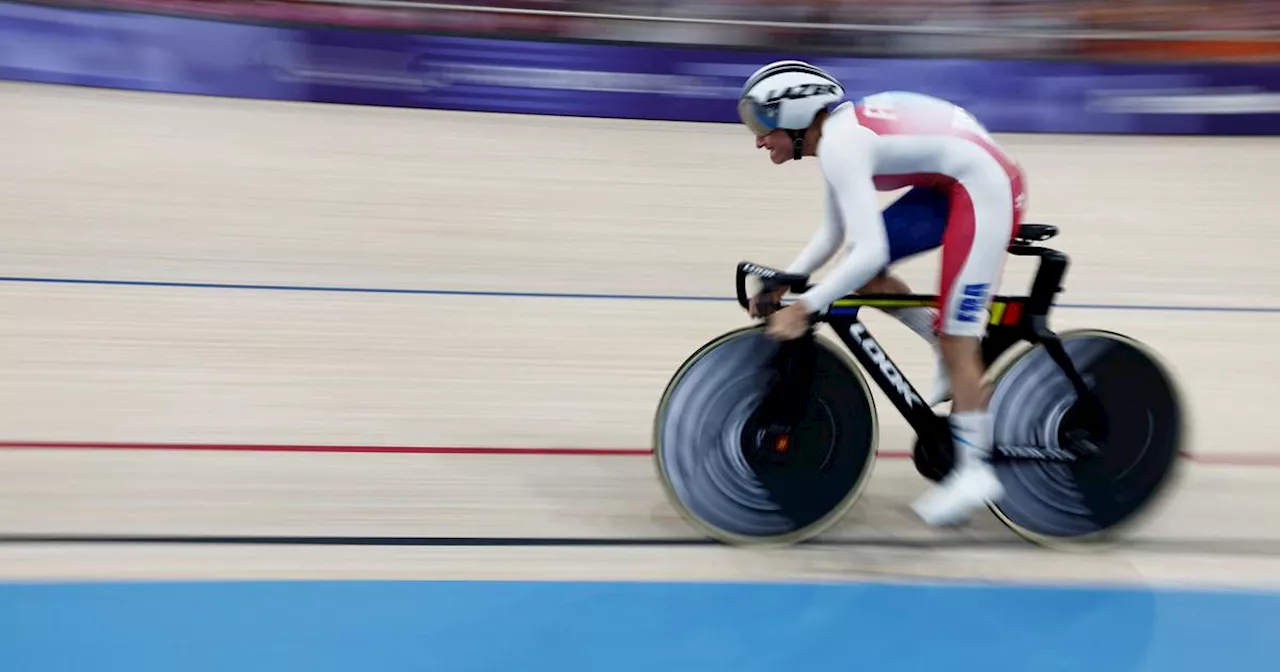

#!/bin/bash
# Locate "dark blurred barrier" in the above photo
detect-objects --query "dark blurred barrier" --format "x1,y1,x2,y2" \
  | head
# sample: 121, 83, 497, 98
2, 0, 1279, 134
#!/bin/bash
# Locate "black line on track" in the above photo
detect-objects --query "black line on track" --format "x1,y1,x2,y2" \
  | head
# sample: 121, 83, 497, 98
0, 533, 1007, 550
3, 533, 1280, 558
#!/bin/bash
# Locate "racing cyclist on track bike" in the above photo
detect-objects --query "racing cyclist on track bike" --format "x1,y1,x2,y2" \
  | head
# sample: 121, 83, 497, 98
736, 60, 1029, 527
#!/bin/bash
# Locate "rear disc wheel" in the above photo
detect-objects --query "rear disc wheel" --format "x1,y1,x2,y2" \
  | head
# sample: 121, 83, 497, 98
984, 329, 1186, 548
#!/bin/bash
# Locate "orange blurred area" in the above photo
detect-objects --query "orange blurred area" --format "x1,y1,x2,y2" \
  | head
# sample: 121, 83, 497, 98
1082, 40, 1280, 62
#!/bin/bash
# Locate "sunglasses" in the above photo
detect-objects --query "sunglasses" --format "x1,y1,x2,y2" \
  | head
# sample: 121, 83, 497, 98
737, 97, 781, 137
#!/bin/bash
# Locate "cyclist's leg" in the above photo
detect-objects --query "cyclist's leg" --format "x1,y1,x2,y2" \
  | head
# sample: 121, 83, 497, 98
912, 168, 1023, 526
865, 186, 951, 403
860, 268, 937, 344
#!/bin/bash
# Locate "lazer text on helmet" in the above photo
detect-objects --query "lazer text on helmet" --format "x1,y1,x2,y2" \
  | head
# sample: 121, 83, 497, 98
763, 83, 840, 104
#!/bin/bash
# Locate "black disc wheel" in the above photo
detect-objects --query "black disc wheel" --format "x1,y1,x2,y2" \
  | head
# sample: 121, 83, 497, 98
985, 329, 1186, 547
653, 326, 879, 546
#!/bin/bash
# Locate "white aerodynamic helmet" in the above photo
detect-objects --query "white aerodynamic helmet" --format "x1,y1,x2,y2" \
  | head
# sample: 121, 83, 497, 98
737, 60, 845, 159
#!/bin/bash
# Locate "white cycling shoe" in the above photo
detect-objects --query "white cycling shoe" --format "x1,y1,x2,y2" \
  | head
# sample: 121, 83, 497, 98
911, 407, 1005, 528
911, 458, 1004, 527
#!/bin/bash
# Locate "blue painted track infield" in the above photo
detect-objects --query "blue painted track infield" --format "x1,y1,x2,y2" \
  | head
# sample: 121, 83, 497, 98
1, 578, 1277, 671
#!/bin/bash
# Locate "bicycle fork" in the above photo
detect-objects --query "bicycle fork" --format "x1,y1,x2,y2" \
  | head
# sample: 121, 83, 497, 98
747, 333, 818, 465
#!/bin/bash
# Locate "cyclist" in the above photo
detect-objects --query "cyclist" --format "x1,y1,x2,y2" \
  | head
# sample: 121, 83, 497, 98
738, 59, 1028, 527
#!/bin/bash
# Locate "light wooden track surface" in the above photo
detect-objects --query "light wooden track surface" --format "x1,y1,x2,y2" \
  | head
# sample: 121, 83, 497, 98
0, 81, 1277, 589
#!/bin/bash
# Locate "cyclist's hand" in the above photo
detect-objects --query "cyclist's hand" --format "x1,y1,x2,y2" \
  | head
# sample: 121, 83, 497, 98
749, 287, 788, 318
766, 302, 811, 341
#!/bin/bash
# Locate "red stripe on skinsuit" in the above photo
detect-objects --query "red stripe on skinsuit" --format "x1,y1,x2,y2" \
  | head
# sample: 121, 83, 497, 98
937, 184, 978, 331
851, 101, 1028, 235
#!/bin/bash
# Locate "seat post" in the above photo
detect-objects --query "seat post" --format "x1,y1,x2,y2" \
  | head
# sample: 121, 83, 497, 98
1012, 245, 1069, 319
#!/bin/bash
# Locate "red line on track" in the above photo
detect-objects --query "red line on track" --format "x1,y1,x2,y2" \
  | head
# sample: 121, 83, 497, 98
1182, 452, 1280, 466
0, 441, 652, 456
0, 441, 912, 459
0, 441, 1276, 466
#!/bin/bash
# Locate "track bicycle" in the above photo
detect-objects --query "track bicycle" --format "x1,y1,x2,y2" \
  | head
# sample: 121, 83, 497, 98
652, 223, 1185, 548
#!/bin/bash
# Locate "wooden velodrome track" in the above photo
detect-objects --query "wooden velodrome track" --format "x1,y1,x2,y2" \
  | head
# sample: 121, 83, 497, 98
0, 80, 1277, 589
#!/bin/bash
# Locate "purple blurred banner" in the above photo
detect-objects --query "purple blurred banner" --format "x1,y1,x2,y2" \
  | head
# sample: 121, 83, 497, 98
3, 0, 1279, 134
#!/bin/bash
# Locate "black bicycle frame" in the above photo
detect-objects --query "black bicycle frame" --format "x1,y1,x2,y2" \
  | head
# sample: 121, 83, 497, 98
735, 225, 1092, 448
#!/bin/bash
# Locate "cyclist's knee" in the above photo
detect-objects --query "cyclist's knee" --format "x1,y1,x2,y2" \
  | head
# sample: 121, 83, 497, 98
859, 270, 904, 294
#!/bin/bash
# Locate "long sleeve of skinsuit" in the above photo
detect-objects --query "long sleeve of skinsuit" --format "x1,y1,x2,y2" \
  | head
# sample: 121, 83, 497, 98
792, 117, 889, 314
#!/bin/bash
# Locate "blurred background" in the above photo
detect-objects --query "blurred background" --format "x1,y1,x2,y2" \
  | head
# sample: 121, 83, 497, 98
1, 0, 1279, 668
31, 0, 1280, 61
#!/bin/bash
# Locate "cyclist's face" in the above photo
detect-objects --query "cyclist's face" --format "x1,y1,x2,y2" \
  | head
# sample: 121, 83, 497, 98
756, 130, 793, 164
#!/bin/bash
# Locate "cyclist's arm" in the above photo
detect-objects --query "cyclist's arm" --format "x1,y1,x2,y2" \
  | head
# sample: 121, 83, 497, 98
784, 183, 844, 276
797, 123, 888, 314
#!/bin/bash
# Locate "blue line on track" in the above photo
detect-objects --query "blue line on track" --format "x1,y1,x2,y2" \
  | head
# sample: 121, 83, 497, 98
1, 275, 1276, 314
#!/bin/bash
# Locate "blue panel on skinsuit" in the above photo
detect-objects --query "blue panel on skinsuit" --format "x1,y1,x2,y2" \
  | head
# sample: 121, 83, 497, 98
0, 579, 1277, 672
